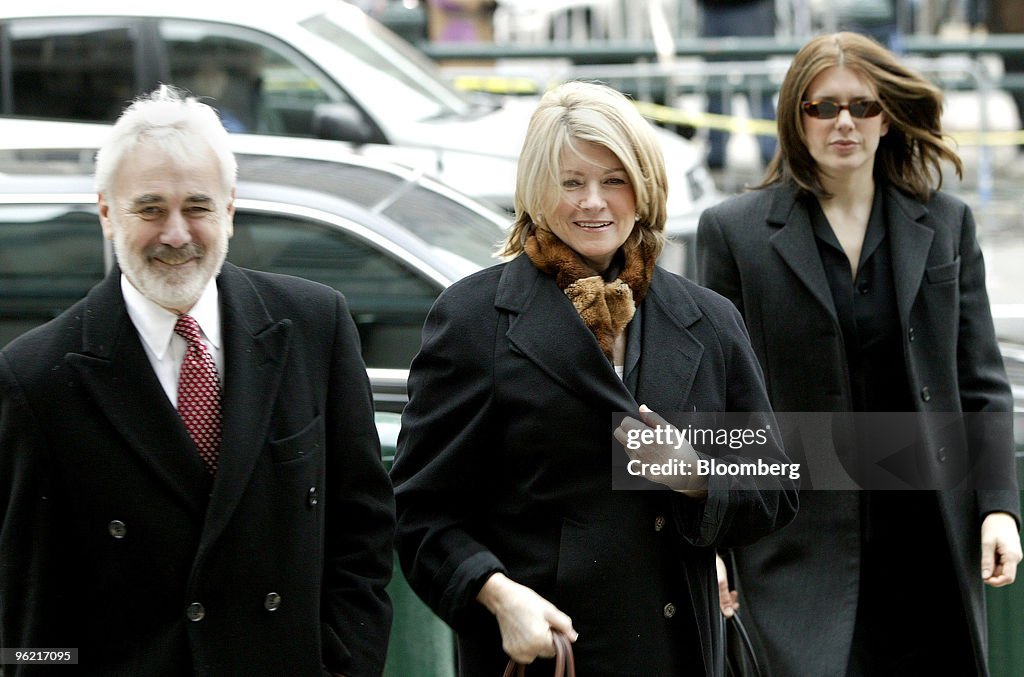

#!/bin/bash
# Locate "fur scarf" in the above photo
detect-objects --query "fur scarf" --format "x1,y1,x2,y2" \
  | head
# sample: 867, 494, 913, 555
524, 228, 656, 361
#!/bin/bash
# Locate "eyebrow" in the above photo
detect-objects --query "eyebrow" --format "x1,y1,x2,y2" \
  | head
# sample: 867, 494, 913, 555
129, 193, 216, 207
560, 166, 627, 175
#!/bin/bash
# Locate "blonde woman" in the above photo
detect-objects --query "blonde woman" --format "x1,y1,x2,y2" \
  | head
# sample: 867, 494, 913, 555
392, 81, 797, 676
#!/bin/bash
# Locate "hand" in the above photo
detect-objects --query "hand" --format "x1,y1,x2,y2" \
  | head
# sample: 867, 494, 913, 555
716, 553, 739, 618
477, 573, 578, 664
613, 405, 707, 496
981, 512, 1022, 587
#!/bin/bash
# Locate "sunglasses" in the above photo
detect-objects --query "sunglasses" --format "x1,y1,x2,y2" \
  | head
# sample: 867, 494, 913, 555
801, 100, 883, 119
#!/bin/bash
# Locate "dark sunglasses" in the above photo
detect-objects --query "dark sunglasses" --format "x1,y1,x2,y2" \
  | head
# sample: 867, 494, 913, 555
801, 100, 883, 119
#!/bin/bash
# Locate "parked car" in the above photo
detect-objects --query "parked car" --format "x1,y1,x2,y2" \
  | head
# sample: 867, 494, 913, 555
0, 145, 510, 411
0, 0, 721, 246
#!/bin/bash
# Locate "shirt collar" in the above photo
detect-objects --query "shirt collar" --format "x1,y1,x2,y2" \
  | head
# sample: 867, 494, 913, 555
121, 274, 222, 360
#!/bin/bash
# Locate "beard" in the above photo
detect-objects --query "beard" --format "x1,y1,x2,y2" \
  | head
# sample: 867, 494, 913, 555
114, 227, 229, 312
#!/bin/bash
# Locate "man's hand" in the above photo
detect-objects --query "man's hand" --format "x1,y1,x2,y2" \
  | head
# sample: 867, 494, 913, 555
981, 512, 1022, 587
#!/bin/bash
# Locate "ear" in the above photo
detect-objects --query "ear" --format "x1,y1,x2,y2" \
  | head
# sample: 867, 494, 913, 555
879, 112, 890, 137
225, 187, 236, 239
98, 192, 115, 241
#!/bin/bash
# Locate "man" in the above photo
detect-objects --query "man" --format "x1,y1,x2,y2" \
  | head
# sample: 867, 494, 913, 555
0, 87, 395, 676
696, 0, 778, 171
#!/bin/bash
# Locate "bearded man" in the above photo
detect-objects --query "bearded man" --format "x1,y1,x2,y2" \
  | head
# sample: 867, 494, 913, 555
0, 87, 395, 677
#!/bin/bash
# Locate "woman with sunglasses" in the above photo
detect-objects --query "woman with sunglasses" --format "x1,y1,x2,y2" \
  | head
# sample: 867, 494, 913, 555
697, 32, 1021, 675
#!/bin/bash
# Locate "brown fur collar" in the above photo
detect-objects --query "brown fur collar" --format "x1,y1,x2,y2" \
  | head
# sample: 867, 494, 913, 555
524, 228, 656, 361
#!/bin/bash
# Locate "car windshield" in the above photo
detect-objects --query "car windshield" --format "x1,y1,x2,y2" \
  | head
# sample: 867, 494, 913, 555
235, 155, 504, 270
300, 9, 476, 123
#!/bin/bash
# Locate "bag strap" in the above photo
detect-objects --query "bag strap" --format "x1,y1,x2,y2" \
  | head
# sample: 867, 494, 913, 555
502, 631, 576, 677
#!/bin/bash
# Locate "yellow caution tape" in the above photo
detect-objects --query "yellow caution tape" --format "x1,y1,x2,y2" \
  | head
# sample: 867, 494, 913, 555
453, 78, 1024, 146
452, 75, 540, 95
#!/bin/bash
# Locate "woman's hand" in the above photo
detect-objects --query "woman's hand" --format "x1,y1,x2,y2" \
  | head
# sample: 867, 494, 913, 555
477, 572, 578, 664
981, 512, 1022, 587
614, 405, 708, 497
716, 553, 739, 618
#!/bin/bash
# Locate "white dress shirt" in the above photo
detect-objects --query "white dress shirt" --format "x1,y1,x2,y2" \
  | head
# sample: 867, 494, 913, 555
121, 275, 224, 408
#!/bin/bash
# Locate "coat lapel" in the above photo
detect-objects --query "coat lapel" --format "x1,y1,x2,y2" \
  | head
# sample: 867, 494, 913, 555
767, 185, 839, 322
67, 272, 210, 517
199, 264, 290, 548
496, 256, 637, 413
884, 185, 933, 327
634, 267, 704, 413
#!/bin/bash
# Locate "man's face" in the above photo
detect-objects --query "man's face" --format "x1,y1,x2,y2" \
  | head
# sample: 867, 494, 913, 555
99, 138, 234, 314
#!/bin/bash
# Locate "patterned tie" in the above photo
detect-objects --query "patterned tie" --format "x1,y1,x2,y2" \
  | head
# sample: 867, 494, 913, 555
174, 314, 222, 474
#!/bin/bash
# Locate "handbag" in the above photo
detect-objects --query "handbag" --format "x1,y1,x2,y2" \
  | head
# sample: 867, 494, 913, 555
723, 611, 764, 677
502, 631, 576, 677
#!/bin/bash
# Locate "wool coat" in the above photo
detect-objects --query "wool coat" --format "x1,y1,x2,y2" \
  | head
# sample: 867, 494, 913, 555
697, 181, 1020, 676
391, 254, 798, 676
0, 263, 396, 677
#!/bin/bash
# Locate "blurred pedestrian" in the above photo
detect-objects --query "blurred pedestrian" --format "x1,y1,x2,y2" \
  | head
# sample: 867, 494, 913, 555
426, 0, 497, 43
696, 0, 778, 170
0, 86, 396, 676
698, 32, 1021, 676
990, 0, 1024, 150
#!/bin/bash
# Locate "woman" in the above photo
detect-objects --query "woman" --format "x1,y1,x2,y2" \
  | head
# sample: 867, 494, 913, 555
391, 81, 798, 676
698, 33, 1021, 675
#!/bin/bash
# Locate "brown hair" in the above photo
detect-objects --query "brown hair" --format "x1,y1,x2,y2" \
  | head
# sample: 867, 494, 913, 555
760, 32, 962, 201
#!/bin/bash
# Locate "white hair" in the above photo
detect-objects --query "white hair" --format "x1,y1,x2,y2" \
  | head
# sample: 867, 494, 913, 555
95, 85, 237, 195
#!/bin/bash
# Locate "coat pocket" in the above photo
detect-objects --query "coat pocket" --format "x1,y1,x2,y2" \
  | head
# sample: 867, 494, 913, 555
269, 415, 323, 463
925, 258, 960, 284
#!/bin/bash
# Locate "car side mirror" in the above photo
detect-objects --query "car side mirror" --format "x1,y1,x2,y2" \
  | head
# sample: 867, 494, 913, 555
312, 103, 385, 145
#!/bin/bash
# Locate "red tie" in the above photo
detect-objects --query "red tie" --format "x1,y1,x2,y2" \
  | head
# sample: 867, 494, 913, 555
174, 314, 222, 474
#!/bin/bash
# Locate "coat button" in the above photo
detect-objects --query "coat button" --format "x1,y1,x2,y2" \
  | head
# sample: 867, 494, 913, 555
186, 602, 205, 622
936, 447, 947, 463
858, 283, 869, 295
663, 602, 676, 618
920, 387, 931, 402
264, 592, 282, 611
908, 327, 915, 342
654, 515, 666, 532
307, 487, 319, 507
108, 520, 127, 539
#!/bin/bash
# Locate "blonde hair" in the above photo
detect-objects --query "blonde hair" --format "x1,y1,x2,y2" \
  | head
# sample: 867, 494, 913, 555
501, 81, 667, 258
762, 32, 962, 201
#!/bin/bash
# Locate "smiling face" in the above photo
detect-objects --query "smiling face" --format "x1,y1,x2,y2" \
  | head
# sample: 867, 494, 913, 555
802, 65, 889, 184
99, 137, 234, 314
547, 140, 637, 273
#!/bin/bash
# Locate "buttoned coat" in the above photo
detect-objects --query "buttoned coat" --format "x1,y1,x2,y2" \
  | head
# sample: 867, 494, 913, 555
0, 263, 396, 677
697, 182, 1020, 676
391, 255, 798, 676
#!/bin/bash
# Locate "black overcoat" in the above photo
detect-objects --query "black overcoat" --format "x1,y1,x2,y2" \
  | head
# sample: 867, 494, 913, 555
0, 263, 396, 676
391, 255, 798, 676
697, 182, 1020, 676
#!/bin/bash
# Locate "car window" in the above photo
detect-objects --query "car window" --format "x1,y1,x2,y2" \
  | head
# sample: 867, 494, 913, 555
301, 11, 471, 123
234, 155, 504, 269
381, 185, 502, 270
0, 204, 104, 347
227, 210, 438, 370
161, 19, 346, 138
4, 18, 138, 122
